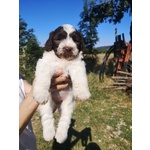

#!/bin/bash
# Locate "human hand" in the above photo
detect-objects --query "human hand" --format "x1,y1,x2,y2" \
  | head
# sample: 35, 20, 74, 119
50, 68, 71, 92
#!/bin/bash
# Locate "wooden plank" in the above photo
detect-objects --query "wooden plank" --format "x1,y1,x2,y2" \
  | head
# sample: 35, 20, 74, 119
117, 71, 132, 76
100, 86, 127, 90
111, 76, 132, 80
113, 83, 126, 86
114, 80, 126, 82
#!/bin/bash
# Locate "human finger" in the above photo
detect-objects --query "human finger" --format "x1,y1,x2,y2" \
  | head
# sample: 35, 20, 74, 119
50, 83, 69, 92
51, 76, 68, 85
53, 68, 63, 78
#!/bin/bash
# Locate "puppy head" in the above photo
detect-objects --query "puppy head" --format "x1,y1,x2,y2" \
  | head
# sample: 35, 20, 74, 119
44, 24, 85, 61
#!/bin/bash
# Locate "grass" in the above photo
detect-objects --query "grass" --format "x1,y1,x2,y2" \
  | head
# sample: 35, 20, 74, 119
31, 72, 132, 150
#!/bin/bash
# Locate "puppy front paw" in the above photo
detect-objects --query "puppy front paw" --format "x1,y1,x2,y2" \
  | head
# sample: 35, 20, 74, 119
33, 88, 50, 104
74, 90, 91, 101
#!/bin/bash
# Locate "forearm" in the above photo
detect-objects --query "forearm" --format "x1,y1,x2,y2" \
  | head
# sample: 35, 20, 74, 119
19, 93, 39, 134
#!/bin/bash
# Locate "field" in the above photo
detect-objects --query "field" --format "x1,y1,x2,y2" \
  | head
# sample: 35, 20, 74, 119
31, 54, 132, 150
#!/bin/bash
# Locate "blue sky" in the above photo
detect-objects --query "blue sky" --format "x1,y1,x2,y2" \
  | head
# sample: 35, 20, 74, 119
19, 0, 132, 47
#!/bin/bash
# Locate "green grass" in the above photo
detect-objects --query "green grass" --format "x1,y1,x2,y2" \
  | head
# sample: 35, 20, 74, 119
31, 73, 132, 150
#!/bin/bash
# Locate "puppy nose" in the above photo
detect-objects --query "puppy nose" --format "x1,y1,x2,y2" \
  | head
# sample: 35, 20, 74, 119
63, 46, 72, 52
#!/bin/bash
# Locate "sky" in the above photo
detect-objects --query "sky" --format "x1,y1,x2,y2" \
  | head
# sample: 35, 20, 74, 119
19, 0, 132, 47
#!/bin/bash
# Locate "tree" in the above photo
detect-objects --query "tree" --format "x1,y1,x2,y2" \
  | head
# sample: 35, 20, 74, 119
19, 16, 34, 52
78, 0, 99, 52
19, 16, 43, 83
78, 0, 132, 52
90, 0, 132, 24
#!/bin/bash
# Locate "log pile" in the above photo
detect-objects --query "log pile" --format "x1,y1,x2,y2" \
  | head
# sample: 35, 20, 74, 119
111, 76, 132, 88
100, 71, 132, 95
111, 71, 132, 94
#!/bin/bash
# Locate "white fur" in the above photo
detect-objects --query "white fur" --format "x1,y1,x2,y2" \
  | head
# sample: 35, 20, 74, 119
33, 25, 90, 144
62, 24, 75, 34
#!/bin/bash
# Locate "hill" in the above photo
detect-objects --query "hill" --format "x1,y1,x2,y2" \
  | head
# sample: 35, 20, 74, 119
96, 45, 112, 51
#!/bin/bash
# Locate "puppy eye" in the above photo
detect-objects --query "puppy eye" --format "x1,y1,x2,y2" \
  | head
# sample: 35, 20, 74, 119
54, 32, 67, 41
56, 35, 64, 40
70, 32, 81, 44
72, 37, 80, 44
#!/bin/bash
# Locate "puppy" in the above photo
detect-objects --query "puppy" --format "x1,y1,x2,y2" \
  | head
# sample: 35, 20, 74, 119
33, 24, 91, 143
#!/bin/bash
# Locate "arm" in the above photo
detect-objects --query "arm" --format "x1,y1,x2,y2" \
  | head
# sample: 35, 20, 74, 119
19, 87, 39, 134
19, 69, 70, 134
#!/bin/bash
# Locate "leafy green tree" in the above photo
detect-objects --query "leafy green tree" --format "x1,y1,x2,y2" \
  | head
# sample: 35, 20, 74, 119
90, 0, 132, 24
19, 17, 34, 52
19, 16, 43, 83
78, 0, 99, 53
78, 0, 132, 52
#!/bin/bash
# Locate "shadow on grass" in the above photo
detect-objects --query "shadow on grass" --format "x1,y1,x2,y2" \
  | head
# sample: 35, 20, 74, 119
85, 142, 101, 150
52, 119, 101, 150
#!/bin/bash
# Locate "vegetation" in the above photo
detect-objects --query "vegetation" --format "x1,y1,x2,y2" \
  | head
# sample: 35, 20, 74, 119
96, 45, 112, 53
19, 16, 44, 83
78, 0, 132, 53
19, 0, 132, 80
32, 73, 132, 150
78, 0, 99, 52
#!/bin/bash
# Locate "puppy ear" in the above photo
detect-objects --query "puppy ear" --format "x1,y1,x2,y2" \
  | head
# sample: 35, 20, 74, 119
44, 31, 54, 51
81, 38, 86, 53
80, 33, 86, 53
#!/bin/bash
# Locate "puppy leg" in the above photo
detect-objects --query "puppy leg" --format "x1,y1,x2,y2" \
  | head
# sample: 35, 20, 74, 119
39, 98, 56, 141
55, 95, 75, 143
33, 59, 56, 104
69, 62, 91, 100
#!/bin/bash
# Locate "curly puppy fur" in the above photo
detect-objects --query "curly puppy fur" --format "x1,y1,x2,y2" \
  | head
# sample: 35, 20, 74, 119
33, 24, 91, 143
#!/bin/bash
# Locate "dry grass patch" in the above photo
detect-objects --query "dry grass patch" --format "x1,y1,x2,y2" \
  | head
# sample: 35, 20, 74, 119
32, 72, 132, 150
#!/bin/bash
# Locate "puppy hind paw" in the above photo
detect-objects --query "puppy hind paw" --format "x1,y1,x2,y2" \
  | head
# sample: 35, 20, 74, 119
55, 128, 68, 144
43, 127, 55, 142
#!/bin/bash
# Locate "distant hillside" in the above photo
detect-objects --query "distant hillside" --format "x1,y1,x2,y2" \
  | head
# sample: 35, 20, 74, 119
84, 45, 113, 54
96, 45, 112, 51
93, 45, 112, 53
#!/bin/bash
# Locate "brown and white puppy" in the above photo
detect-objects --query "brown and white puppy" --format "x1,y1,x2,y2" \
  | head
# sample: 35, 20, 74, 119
33, 24, 90, 143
